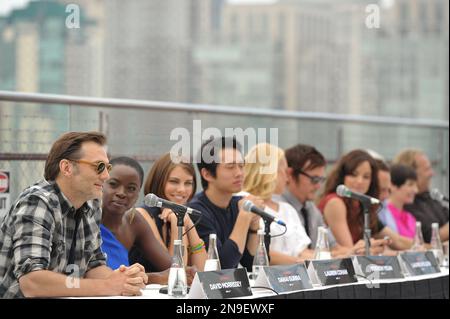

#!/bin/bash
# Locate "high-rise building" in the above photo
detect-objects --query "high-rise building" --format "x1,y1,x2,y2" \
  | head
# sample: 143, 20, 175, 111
0, 1, 102, 153
1, 0, 447, 118
0, 0, 101, 97
102, 0, 192, 102
361, 0, 449, 120
61, 0, 105, 97
194, 0, 358, 112
192, 1, 291, 109
193, 0, 448, 119
193, 40, 282, 108
0, 1, 67, 94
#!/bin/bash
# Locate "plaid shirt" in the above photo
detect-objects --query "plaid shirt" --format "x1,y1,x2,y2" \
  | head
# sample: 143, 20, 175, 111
0, 180, 106, 298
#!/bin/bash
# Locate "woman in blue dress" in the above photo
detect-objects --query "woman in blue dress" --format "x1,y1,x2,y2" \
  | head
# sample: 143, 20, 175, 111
101, 156, 195, 284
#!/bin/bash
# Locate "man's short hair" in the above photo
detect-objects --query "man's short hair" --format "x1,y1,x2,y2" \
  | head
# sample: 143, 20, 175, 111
196, 136, 242, 189
44, 131, 107, 181
284, 144, 326, 179
393, 149, 425, 170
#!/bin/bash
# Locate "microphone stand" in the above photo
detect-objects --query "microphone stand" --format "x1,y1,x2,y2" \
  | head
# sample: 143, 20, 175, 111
262, 218, 272, 262
361, 201, 371, 256
169, 207, 188, 295
173, 208, 187, 242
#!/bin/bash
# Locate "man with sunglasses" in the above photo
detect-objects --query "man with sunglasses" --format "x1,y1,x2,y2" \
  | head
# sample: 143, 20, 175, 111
278, 144, 337, 249
0, 132, 147, 298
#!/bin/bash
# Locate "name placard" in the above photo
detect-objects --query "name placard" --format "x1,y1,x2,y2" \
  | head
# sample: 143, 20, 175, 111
400, 251, 441, 276
254, 264, 312, 293
354, 255, 404, 280
308, 258, 357, 286
188, 268, 252, 299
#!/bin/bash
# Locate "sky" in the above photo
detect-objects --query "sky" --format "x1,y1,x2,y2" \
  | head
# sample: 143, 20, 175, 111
0, 0, 33, 16
0, 0, 279, 16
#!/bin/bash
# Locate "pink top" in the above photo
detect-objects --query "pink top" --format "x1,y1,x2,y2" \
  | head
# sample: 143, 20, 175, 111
387, 202, 416, 238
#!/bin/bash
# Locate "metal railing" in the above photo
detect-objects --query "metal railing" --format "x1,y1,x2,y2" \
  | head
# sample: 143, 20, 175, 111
1, 90, 448, 201
1, 91, 448, 127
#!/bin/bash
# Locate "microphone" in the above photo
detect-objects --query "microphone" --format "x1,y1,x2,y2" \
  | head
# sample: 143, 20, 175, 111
430, 188, 449, 203
243, 200, 286, 226
144, 193, 201, 216
336, 184, 380, 205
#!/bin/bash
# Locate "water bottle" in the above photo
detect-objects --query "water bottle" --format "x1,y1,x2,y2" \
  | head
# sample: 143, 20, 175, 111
204, 233, 221, 271
252, 229, 269, 278
410, 221, 425, 252
314, 226, 332, 260
168, 239, 187, 297
430, 222, 444, 266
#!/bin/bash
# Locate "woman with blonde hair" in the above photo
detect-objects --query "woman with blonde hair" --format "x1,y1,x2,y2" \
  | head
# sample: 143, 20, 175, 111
242, 143, 314, 264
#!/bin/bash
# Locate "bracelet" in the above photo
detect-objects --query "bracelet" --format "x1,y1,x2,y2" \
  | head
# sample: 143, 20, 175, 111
248, 228, 259, 234
189, 241, 205, 254
191, 247, 205, 255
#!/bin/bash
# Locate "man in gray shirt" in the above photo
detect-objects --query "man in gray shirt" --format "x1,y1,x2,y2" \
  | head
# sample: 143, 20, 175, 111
280, 144, 336, 249
279, 144, 388, 256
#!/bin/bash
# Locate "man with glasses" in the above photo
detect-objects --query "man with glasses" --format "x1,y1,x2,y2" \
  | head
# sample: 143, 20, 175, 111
278, 144, 336, 249
279, 144, 392, 256
0, 132, 147, 298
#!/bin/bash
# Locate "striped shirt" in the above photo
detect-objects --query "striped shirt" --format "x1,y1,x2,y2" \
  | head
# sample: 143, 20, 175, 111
0, 180, 106, 298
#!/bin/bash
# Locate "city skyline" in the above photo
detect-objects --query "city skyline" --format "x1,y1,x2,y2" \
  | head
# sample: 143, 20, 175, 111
0, 0, 448, 120
0, 0, 276, 16
1, 0, 448, 200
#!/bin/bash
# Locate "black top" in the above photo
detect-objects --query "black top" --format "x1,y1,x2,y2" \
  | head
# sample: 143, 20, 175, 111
139, 205, 170, 246
188, 191, 254, 270
128, 205, 167, 272
404, 191, 449, 243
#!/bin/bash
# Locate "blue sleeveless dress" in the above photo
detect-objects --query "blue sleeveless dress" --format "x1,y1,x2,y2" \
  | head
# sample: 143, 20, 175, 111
100, 224, 130, 269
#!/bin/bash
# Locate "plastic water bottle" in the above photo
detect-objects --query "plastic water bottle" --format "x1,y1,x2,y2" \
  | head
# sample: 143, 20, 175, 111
252, 229, 269, 278
168, 239, 187, 297
204, 233, 221, 271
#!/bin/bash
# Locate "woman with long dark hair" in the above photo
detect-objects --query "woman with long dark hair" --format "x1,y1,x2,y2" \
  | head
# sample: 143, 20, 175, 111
131, 153, 207, 271
318, 150, 412, 251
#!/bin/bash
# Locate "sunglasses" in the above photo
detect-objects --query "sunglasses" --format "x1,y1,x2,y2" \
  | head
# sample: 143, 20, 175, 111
70, 159, 112, 175
298, 170, 326, 184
